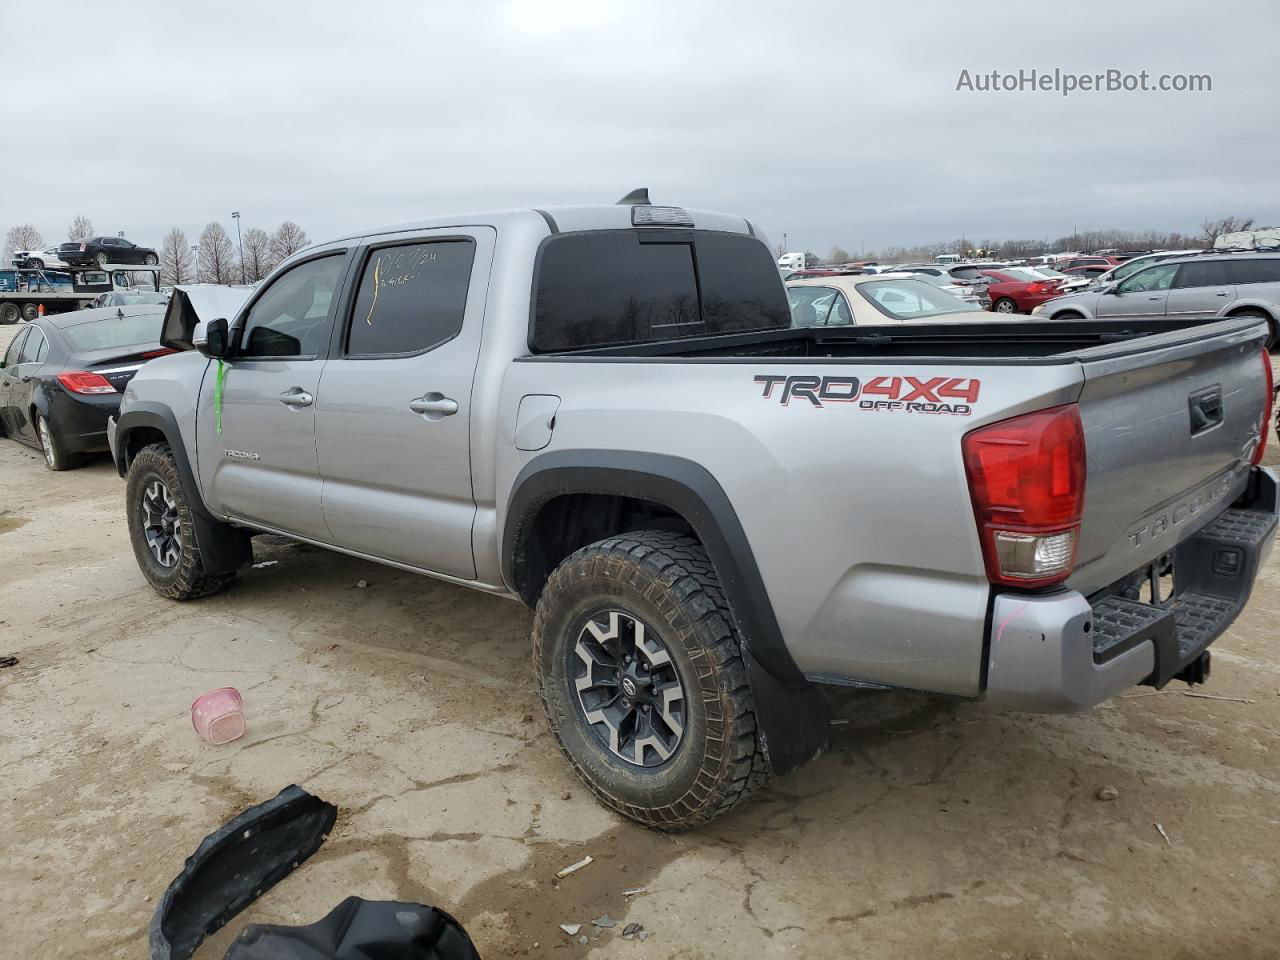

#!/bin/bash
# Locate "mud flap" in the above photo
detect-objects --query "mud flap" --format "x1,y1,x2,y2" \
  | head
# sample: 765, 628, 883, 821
149, 785, 337, 960
745, 649, 830, 775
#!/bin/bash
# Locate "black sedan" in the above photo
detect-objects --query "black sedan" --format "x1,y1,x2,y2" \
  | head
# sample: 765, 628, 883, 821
0, 306, 171, 470
58, 236, 159, 268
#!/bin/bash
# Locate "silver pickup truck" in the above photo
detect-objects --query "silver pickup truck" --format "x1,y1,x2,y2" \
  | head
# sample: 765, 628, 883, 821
108, 193, 1278, 829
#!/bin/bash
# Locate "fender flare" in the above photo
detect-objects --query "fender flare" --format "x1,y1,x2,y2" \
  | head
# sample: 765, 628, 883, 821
113, 402, 252, 575
504, 450, 828, 774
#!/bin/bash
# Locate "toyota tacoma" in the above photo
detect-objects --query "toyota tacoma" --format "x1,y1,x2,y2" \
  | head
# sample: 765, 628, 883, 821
108, 192, 1278, 828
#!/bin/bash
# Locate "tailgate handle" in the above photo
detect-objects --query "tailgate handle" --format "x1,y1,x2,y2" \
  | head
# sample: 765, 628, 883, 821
1188, 387, 1224, 436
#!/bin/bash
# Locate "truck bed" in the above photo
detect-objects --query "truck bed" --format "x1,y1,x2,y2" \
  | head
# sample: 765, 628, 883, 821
534, 316, 1260, 362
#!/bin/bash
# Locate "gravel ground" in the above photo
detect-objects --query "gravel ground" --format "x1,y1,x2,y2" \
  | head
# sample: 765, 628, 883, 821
1, 321, 1278, 958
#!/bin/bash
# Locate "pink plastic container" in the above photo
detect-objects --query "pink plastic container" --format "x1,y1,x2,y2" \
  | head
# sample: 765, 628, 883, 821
191, 687, 246, 745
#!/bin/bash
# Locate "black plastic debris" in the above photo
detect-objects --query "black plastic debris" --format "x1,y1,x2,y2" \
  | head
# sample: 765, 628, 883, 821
224, 896, 482, 960
149, 784, 337, 960
0, 656, 18, 669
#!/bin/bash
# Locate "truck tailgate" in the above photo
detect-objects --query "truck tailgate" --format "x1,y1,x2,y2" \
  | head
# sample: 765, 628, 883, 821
1070, 318, 1271, 595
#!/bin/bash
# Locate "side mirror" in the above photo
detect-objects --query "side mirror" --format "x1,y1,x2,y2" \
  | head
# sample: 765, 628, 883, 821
1095, 282, 1117, 295
194, 317, 231, 359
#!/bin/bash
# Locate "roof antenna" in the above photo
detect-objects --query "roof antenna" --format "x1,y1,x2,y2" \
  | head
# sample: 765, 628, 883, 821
616, 187, 651, 206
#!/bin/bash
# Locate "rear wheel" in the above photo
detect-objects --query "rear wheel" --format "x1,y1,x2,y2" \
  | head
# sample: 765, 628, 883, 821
27, 258, 44, 270
95, 251, 109, 267
993, 297, 1018, 314
35, 413, 75, 471
20, 303, 38, 322
533, 530, 768, 830
144, 253, 158, 265
126, 443, 235, 600
0, 303, 19, 324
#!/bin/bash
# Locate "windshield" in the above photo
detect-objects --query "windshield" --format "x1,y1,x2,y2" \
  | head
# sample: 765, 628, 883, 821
1109, 256, 1161, 282
856, 279, 980, 320
63, 312, 164, 351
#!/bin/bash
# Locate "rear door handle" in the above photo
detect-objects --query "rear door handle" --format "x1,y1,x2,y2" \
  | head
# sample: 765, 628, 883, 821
409, 394, 459, 418
278, 389, 314, 408
1215, 291, 1231, 296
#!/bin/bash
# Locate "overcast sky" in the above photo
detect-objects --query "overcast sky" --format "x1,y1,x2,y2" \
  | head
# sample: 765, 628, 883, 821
2, 0, 1276, 255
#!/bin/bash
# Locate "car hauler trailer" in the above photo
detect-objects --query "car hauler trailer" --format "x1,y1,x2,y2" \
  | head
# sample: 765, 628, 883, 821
0, 263, 161, 323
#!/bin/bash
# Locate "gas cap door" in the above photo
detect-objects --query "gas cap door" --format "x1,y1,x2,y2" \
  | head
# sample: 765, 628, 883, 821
515, 394, 561, 451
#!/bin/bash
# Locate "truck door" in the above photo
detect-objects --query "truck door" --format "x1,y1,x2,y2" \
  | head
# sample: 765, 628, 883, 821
314, 228, 495, 580
196, 251, 350, 540
1095, 261, 1178, 319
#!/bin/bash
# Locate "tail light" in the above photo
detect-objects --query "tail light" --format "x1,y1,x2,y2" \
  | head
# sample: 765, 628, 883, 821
1253, 348, 1274, 466
963, 405, 1086, 588
1026, 282, 1053, 295
57, 371, 116, 395
79, 243, 87, 251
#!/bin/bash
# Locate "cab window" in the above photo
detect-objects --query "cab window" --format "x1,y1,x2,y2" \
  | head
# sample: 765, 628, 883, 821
238, 254, 346, 359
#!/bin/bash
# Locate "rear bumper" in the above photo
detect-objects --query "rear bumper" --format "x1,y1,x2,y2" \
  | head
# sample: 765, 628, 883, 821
48, 390, 120, 454
985, 466, 1278, 712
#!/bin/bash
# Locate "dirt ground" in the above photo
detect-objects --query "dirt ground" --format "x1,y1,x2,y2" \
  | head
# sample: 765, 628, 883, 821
2, 330, 1279, 958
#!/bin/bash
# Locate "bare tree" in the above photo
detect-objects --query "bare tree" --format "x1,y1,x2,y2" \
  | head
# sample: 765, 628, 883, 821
241, 227, 273, 282
828, 245, 851, 263
160, 227, 195, 285
197, 222, 238, 284
67, 215, 94, 242
269, 221, 309, 265
3, 223, 45, 259
1200, 215, 1256, 247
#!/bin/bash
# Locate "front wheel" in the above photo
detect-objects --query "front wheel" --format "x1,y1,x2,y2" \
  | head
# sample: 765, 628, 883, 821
533, 530, 768, 830
126, 443, 235, 600
993, 297, 1018, 314
144, 253, 158, 265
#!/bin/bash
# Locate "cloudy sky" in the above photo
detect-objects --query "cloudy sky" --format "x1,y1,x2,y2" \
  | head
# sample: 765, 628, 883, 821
2, 0, 1276, 255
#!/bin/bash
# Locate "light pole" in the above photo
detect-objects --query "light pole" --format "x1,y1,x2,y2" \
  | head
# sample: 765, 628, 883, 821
191, 245, 200, 283
231, 211, 245, 284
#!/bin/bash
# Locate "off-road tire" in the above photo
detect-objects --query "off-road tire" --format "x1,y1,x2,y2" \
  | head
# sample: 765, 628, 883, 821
126, 443, 235, 600
533, 530, 769, 830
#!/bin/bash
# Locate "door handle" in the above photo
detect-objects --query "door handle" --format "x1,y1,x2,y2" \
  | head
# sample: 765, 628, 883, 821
278, 389, 314, 407
1148, 296, 1163, 301
1215, 291, 1230, 296
409, 393, 459, 418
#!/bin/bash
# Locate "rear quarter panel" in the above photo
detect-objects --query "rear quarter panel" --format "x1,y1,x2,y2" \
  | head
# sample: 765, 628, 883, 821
496, 357, 1084, 696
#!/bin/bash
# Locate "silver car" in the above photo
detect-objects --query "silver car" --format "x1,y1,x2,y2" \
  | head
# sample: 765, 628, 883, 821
1033, 252, 1280, 341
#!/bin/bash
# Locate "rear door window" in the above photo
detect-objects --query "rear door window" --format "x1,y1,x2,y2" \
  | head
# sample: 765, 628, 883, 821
346, 240, 476, 357
1172, 261, 1232, 288
18, 328, 46, 363
532, 231, 788, 352
3, 328, 29, 366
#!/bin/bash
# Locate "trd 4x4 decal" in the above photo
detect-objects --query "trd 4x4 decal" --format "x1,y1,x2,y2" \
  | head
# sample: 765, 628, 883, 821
754, 374, 980, 415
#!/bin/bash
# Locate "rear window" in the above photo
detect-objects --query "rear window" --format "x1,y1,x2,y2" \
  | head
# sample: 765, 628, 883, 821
1229, 259, 1280, 284
531, 231, 789, 352
1173, 260, 1232, 288
63, 311, 164, 350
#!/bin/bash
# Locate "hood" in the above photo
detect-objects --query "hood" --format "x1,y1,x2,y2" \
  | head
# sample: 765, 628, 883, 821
160, 284, 254, 351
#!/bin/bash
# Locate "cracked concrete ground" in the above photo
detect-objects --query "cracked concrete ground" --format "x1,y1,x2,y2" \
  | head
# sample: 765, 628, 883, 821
2, 394, 1279, 958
